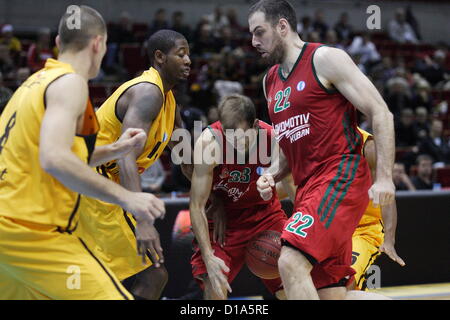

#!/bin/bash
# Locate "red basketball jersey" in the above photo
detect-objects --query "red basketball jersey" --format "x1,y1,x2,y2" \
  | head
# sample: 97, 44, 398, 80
208, 120, 276, 213
265, 42, 367, 187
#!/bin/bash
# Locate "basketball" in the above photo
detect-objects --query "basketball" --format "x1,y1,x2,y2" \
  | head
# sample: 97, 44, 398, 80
245, 230, 282, 280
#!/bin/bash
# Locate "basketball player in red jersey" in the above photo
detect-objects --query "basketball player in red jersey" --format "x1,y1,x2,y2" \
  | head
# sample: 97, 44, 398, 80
249, 0, 395, 299
189, 94, 287, 300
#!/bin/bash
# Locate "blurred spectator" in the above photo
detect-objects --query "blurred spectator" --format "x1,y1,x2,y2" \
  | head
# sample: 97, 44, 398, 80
413, 107, 430, 140
297, 16, 314, 40
206, 6, 229, 38
0, 44, 16, 80
312, 9, 328, 41
386, 75, 412, 117
27, 28, 56, 73
171, 11, 192, 41
334, 12, 353, 43
0, 71, 13, 115
418, 119, 450, 165
192, 23, 217, 57
216, 26, 239, 53
0, 24, 22, 63
226, 8, 244, 35
395, 108, 418, 147
141, 159, 166, 193
207, 106, 219, 124
347, 34, 381, 69
325, 30, 344, 50
414, 50, 449, 87
149, 8, 169, 36
411, 154, 434, 190
388, 8, 419, 44
307, 31, 321, 43
15, 67, 30, 88
411, 78, 433, 111
371, 56, 396, 87
393, 162, 416, 191
405, 5, 421, 41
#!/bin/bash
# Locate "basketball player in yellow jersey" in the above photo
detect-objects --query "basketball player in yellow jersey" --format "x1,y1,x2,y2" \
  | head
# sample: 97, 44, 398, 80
348, 128, 405, 291
76, 30, 191, 300
0, 6, 165, 300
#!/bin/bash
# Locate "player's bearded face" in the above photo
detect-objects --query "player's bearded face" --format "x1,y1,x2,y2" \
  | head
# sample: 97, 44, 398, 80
265, 31, 285, 65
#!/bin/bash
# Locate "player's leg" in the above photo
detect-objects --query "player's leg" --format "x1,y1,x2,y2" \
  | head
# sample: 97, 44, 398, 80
345, 290, 391, 300
0, 216, 133, 300
350, 226, 383, 290
129, 264, 169, 300
278, 245, 319, 300
204, 275, 229, 300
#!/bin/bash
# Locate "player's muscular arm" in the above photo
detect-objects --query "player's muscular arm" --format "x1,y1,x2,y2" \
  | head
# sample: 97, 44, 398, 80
314, 47, 395, 206
364, 139, 405, 266
190, 130, 217, 258
190, 130, 231, 298
40, 75, 164, 224
117, 83, 163, 192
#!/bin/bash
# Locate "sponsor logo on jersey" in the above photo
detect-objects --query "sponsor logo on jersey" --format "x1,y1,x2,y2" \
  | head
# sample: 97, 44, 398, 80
274, 112, 311, 143
297, 81, 306, 91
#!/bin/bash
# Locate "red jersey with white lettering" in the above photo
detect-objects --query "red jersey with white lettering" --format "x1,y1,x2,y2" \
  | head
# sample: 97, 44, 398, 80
265, 42, 367, 187
208, 120, 281, 223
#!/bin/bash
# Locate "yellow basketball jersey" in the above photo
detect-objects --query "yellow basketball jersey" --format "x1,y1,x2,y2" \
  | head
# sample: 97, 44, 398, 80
357, 127, 382, 225
95, 67, 175, 183
0, 59, 99, 231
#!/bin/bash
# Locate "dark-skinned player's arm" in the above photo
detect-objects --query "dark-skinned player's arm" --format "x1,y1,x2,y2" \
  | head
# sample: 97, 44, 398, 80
168, 104, 193, 180
40, 74, 164, 225
364, 138, 405, 266
190, 129, 232, 299
314, 47, 395, 207
116, 82, 165, 266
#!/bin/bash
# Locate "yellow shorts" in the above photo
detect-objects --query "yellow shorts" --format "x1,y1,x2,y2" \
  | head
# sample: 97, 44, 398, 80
351, 220, 384, 290
0, 216, 133, 300
75, 196, 154, 281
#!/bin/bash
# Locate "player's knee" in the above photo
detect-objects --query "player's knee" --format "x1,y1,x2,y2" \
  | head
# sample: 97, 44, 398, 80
278, 247, 313, 277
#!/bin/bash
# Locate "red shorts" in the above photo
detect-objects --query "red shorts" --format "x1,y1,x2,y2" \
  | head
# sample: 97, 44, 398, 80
281, 154, 371, 289
191, 199, 288, 294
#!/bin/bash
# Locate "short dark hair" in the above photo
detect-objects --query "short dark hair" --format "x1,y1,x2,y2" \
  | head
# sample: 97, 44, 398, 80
218, 94, 256, 129
248, 0, 297, 32
147, 29, 186, 66
58, 5, 106, 53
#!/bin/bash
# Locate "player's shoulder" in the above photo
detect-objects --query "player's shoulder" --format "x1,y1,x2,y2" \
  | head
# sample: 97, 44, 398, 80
126, 81, 163, 102
46, 73, 88, 104
198, 125, 220, 148
314, 45, 351, 65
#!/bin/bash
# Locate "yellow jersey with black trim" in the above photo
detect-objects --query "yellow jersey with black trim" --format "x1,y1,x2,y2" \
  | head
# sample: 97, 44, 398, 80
357, 127, 382, 225
0, 59, 99, 230
95, 67, 175, 183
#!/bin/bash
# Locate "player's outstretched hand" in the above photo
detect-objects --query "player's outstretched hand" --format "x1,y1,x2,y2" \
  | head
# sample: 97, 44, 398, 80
257, 173, 275, 201
380, 240, 406, 267
205, 254, 232, 299
368, 179, 395, 207
122, 192, 166, 225
115, 128, 147, 158
135, 220, 164, 267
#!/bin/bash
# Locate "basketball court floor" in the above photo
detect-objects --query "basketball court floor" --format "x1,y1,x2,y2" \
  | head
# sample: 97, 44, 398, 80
229, 283, 450, 300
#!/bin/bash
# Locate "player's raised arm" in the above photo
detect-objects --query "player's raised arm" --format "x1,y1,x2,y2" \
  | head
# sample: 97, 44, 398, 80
189, 129, 231, 299
313, 46, 395, 207
364, 138, 405, 266
40, 74, 164, 225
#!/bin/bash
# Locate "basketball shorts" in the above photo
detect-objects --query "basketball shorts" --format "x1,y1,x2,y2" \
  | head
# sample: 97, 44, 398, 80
191, 200, 288, 294
281, 154, 371, 289
75, 196, 155, 281
0, 216, 133, 300
351, 218, 384, 290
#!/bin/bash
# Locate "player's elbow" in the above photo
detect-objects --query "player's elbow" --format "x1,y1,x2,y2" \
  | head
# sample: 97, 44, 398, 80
40, 150, 65, 176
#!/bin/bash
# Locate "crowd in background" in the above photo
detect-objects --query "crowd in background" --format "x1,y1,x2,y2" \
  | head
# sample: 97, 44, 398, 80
1, 5, 449, 193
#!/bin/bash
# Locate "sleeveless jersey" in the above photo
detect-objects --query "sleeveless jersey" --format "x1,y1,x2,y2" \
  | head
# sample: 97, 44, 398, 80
0, 59, 99, 230
95, 67, 176, 183
358, 127, 382, 225
209, 120, 278, 219
266, 42, 367, 187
